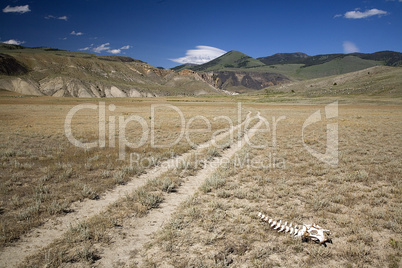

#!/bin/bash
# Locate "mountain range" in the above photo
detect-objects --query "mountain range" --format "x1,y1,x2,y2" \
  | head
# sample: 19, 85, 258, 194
173, 50, 402, 92
0, 43, 401, 97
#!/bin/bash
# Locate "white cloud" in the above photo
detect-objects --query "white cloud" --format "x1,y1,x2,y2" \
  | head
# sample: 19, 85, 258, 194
106, 45, 132, 54
1, 39, 25, 45
79, 43, 131, 54
93, 43, 111, 53
343, 41, 359, 53
46, 15, 68, 21
79, 44, 93, 51
344, 8, 388, 19
170, 45, 227, 64
108, 49, 121, 54
71, 31, 84, 36
2, 5, 30, 14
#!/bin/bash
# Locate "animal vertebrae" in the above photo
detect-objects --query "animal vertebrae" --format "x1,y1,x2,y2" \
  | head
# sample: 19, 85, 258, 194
258, 212, 332, 246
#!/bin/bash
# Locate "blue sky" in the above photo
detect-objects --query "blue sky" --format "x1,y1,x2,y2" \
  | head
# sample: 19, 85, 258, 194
1, 0, 401, 68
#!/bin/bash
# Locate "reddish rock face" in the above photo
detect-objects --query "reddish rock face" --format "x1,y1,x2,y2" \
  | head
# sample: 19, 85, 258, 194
200, 71, 290, 91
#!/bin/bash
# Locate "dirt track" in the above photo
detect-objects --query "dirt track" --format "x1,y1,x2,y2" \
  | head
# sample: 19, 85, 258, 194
97, 114, 263, 267
0, 111, 262, 267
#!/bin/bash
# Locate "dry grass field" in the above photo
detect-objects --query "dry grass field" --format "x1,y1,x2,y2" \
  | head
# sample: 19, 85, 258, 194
0, 89, 401, 267
0, 91, 249, 248
141, 103, 401, 267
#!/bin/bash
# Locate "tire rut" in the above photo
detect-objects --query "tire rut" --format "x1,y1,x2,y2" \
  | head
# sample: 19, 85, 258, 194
96, 113, 263, 267
0, 112, 252, 268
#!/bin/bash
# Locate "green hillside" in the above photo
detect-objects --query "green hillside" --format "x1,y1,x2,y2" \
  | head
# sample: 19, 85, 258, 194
260, 66, 402, 98
296, 56, 382, 79
191, 50, 266, 72
171, 63, 198, 72
257, 52, 309, 65
257, 51, 402, 68
169, 49, 401, 92
211, 56, 382, 82
356, 51, 402, 66
173, 49, 401, 85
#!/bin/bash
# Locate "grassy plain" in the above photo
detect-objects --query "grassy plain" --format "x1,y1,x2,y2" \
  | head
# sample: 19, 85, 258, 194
0, 88, 401, 267
0, 91, 249, 248
142, 103, 402, 267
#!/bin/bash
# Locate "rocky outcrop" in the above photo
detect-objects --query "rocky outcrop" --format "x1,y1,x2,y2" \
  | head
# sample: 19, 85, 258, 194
0, 78, 41, 95
200, 71, 290, 91
0, 76, 202, 97
0, 54, 28, 75
0, 50, 223, 97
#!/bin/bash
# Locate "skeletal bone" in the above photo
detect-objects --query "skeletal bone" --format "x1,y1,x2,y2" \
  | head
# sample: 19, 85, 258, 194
278, 222, 287, 232
274, 220, 282, 230
293, 227, 298, 236
257, 212, 332, 246
297, 225, 307, 237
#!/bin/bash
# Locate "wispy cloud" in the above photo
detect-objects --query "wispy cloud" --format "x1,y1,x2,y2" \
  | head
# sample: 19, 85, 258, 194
93, 43, 111, 53
79, 44, 94, 51
342, 8, 388, 19
343, 41, 359, 53
46, 15, 68, 21
107, 45, 132, 54
70, 31, 84, 36
2, 5, 30, 14
79, 43, 131, 54
170, 45, 227, 64
1, 39, 26, 45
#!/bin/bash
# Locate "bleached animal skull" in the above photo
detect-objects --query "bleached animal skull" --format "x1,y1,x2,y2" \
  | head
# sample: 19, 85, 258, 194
258, 212, 332, 246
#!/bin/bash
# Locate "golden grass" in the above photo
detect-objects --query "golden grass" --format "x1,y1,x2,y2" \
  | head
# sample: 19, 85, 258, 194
142, 104, 402, 267
1, 91, 401, 267
0, 93, 250, 248
20, 132, 259, 267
